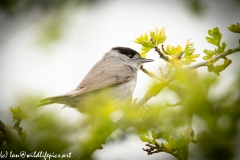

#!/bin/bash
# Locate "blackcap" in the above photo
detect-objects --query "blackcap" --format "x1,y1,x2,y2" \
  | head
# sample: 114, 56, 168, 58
37, 47, 153, 113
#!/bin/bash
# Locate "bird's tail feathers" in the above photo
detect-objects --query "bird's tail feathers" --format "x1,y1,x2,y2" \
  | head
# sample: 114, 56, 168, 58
36, 95, 69, 107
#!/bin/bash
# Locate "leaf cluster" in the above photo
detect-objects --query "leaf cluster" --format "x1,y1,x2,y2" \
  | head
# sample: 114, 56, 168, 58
207, 57, 232, 75
0, 107, 30, 155
140, 128, 195, 160
203, 27, 226, 60
9, 106, 29, 123
135, 28, 200, 67
134, 23, 240, 160
134, 28, 166, 58
202, 27, 236, 75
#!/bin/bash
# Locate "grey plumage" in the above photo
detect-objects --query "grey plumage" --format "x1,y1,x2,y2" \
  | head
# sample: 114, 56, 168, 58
37, 47, 153, 112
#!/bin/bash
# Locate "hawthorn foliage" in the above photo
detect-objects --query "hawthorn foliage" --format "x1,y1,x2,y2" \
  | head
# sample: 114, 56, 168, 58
1, 23, 240, 160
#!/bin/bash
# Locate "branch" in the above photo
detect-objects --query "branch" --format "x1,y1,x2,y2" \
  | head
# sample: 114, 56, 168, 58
162, 102, 181, 108
0, 120, 33, 155
78, 45, 240, 159
187, 113, 193, 137
155, 46, 170, 62
188, 46, 240, 70
143, 142, 184, 160
140, 66, 161, 80
140, 46, 240, 106
78, 108, 139, 160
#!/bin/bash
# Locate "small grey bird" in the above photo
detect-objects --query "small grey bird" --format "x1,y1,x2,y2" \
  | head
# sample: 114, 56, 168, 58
37, 47, 153, 113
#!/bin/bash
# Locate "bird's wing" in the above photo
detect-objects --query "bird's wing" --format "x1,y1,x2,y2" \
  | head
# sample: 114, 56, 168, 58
71, 59, 135, 97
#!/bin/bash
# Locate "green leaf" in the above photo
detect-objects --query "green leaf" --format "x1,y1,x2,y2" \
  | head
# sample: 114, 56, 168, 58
140, 135, 151, 142
206, 27, 222, 46
150, 27, 167, 46
228, 23, 240, 33
203, 27, 227, 60
146, 131, 150, 138
168, 138, 177, 150
207, 58, 232, 75
219, 41, 227, 53
151, 130, 157, 140
135, 27, 166, 58
148, 81, 167, 97
9, 107, 28, 122
151, 130, 164, 139
140, 47, 152, 58
164, 44, 182, 56
203, 49, 217, 60
178, 134, 191, 148
182, 40, 199, 64
134, 33, 155, 48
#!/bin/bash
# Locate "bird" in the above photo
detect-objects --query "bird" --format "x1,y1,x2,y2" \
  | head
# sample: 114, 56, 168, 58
37, 47, 153, 114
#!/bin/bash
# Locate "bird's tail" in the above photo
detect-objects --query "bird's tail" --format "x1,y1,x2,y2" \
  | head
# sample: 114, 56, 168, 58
36, 95, 69, 107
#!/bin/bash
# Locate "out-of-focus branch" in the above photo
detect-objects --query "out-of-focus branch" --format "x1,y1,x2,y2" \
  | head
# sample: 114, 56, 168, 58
143, 142, 182, 160
78, 108, 139, 160
140, 66, 161, 80
142, 113, 195, 160
0, 120, 32, 154
78, 45, 240, 159
162, 102, 181, 108
187, 113, 193, 137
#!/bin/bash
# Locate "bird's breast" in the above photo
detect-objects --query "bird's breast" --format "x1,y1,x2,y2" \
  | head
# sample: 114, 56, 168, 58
106, 78, 137, 101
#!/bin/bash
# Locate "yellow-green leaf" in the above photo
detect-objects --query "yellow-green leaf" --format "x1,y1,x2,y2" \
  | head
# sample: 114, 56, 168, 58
150, 27, 167, 46
165, 44, 182, 56
228, 23, 240, 33
9, 107, 28, 122
140, 47, 152, 58
140, 135, 151, 142
207, 57, 232, 75
203, 27, 226, 60
206, 27, 222, 46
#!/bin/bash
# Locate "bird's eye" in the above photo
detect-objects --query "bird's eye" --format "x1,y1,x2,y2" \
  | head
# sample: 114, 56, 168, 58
127, 54, 134, 58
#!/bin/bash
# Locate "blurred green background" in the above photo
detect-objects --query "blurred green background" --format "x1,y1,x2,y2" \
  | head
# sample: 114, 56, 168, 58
0, 0, 240, 160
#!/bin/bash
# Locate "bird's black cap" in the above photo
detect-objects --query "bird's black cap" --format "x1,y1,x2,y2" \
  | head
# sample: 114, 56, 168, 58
112, 47, 140, 58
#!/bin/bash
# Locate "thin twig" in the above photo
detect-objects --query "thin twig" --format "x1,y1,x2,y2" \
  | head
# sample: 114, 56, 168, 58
162, 102, 181, 108
140, 66, 161, 80
187, 46, 240, 70
187, 113, 194, 137
177, 52, 183, 59
155, 46, 169, 62
143, 142, 182, 160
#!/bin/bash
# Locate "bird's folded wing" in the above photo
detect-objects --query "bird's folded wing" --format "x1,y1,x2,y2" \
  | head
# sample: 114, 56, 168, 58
71, 59, 135, 97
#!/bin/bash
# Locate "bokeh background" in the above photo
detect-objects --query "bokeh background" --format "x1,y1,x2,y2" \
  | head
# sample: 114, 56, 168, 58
0, 0, 240, 159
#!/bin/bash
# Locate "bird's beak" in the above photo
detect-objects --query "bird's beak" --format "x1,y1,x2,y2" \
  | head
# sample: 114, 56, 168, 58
140, 58, 154, 63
